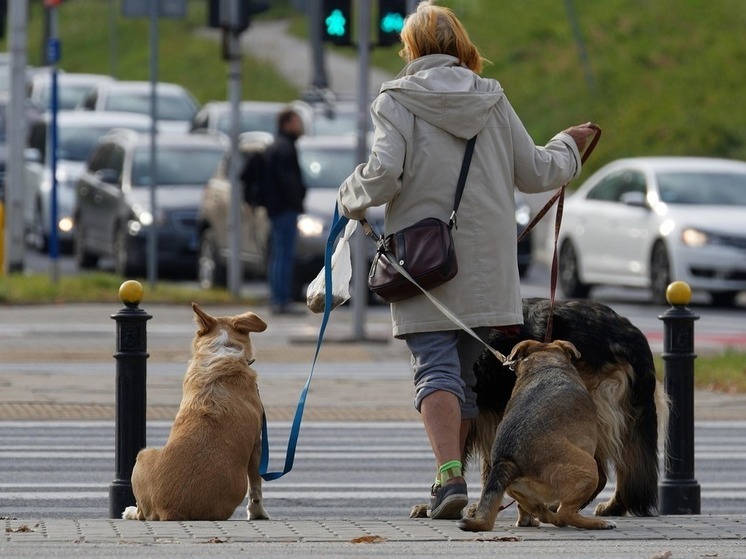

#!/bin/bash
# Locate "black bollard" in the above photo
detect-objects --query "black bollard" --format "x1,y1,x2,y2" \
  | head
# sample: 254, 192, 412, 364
658, 281, 701, 514
109, 281, 151, 519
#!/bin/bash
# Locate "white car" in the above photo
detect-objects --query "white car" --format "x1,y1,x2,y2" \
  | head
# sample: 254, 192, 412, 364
27, 72, 114, 111
556, 156, 746, 306
76, 80, 199, 133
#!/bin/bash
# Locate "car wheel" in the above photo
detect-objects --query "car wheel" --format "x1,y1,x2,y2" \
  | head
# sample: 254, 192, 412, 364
650, 242, 671, 305
74, 223, 98, 270
31, 203, 49, 253
710, 291, 737, 307
558, 240, 591, 298
114, 227, 140, 278
198, 228, 227, 289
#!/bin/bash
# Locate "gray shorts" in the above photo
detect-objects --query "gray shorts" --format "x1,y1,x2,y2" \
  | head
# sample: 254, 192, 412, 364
404, 328, 490, 420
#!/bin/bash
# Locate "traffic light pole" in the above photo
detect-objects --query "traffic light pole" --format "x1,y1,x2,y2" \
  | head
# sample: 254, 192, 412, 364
351, 0, 371, 340
308, 0, 329, 92
227, 29, 243, 298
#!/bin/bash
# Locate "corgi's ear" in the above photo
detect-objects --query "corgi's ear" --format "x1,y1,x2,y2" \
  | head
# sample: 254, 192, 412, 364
192, 303, 217, 336
555, 340, 581, 360
506, 339, 539, 363
232, 311, 267, 334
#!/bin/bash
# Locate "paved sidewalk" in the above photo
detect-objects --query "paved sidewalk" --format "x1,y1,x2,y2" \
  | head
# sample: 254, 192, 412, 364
3, 515, 746, 558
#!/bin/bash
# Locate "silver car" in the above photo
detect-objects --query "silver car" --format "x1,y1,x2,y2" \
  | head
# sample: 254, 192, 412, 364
23, 110, 152, 252
197, 134, 383, 299
74, 129, 226, 277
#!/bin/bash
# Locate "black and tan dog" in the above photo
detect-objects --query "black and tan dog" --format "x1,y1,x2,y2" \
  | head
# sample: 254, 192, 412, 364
459, 339, 616, 531
411, 298, 668, 520
122, 303, 270, 521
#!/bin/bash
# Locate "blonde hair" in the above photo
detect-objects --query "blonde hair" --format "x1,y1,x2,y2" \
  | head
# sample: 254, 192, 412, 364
399, 1, 487, 74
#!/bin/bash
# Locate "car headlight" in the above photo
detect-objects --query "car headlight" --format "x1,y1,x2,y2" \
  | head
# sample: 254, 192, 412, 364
297, 214, 325, 238
681, 228, 709, 247
58, 217, 74, 233
138, 211, 154, 227
515, 205, 531, 227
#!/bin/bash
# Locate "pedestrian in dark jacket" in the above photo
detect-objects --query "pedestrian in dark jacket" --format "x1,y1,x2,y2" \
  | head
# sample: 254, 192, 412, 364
266, 108, 306, 314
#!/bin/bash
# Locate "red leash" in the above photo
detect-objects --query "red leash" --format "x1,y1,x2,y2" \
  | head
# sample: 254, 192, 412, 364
517, 124, 602, 342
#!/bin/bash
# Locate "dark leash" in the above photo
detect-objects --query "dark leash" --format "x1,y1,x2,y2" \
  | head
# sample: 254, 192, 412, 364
517, 124, 602, 342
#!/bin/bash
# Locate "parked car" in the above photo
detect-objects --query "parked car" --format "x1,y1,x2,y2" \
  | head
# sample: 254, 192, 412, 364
300, 100, 365, 137
27, 72, 115, 111
514, 190, 533, 277
74, 129, 226, 277
23, 110, 152, 252
556, 156, 746, 306
0, 91, 42, 197
197, 134, 384, 298
190, 100, 287, 137
76, 80, 199, 133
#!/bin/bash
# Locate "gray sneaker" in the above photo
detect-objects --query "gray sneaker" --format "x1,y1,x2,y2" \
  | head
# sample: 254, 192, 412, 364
428, 482, 468, 519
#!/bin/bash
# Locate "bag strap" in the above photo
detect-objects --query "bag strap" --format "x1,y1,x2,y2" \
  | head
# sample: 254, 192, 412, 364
449, 135, 477, 230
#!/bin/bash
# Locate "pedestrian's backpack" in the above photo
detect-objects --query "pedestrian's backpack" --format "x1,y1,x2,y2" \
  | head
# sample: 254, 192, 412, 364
241, 145, 272, 208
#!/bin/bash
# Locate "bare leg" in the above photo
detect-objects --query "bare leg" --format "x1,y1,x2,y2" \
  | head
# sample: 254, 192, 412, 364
421, 391, 464, 485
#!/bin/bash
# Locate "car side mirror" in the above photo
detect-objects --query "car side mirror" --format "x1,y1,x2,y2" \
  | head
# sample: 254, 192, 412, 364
95, 168, 120, 185
619, 191, 647, 208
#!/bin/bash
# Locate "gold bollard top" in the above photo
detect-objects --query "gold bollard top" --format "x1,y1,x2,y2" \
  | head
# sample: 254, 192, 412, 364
666, 281, 692, 306
119, 280, 144, 306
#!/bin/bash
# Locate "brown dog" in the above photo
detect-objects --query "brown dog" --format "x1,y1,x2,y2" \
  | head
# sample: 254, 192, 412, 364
459, 340, 617, 531
122, 303, 270, 521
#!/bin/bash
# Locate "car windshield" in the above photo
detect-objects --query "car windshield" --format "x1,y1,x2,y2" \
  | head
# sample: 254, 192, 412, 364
58, 125, 146, 161
40, 84, 100, 110
132, 147, 224, 186
217, 111, 278, 135
312, 111, 358, 136
105, 92, 196, 121
298, 146, 356, 190
657, 171, 746, 206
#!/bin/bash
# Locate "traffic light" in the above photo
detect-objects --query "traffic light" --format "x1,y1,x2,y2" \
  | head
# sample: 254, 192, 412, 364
208, 0, 269, 33
322, 0, 352, 47
378, 0, 406, 47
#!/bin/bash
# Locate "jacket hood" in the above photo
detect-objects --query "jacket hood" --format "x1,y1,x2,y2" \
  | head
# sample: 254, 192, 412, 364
379, 54, 504, 139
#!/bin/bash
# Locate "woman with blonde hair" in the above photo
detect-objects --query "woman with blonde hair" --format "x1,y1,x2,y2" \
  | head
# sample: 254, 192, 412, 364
338, 0, 595, 519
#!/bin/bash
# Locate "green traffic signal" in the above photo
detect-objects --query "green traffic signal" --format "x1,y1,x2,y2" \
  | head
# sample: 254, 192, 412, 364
322, 0, 352, 46
380, 11, 404, 34
377, 0, 406, 46
325, 8, 347, 37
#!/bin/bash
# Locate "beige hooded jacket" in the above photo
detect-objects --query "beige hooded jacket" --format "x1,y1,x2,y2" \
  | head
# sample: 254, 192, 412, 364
337, 54, 581, 338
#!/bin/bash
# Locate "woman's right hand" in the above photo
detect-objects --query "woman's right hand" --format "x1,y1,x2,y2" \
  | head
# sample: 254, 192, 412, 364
564, 122, 597, 152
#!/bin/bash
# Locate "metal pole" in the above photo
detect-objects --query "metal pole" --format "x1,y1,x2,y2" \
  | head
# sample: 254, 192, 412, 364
658, 284, 701, 514
352, 0, 371, 340
308, 0, 329, 92
147, 2, 159, 287
109, 0, 118, 78
4, 0, 28, 274
109, 281, 151, 518
564, 0, 597, 94
48, 8, 59, 284
227, 28, 243, 298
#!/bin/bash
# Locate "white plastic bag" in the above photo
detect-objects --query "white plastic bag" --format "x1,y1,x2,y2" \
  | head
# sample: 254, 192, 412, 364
306, 219, 358, 313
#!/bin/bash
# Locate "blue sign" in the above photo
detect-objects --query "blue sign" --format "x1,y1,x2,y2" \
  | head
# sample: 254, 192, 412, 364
46, 38, 61, 64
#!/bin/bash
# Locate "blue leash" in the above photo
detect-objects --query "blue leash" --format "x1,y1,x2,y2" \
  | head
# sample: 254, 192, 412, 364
259, 206, 350, 481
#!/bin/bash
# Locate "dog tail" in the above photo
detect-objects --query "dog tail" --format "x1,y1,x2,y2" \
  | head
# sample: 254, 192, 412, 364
478, 458, 520, 512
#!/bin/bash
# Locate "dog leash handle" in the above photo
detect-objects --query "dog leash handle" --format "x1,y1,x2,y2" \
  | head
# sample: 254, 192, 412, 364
259, 205, 349, 481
